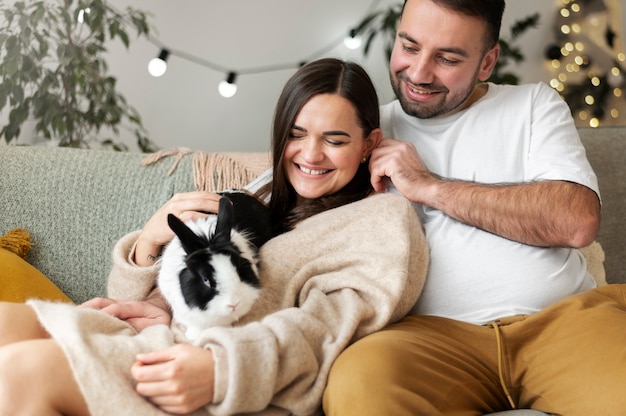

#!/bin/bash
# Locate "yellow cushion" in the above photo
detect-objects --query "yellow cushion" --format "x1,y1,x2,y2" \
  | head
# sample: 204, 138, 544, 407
0, 228, 72, 303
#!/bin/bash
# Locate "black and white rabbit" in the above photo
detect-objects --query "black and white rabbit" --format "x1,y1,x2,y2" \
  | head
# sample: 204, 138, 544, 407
157, 191, 273, 341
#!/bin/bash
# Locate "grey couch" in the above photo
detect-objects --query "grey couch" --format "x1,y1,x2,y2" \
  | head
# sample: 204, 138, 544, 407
0, 127, 624, 415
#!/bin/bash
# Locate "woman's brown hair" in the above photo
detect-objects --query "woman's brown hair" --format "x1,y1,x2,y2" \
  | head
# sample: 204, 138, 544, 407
256, 58, 380, 234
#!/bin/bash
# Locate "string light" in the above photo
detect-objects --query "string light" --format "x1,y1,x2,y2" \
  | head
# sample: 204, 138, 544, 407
148, 49, 170, 77
547, 0, 626, 126
218, 72, 238, 98
143, 0, 383, 97
343, 29, 363, 50
77, 7, 90, 23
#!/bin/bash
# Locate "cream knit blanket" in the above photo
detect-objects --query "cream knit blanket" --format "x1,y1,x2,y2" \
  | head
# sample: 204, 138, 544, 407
30, 193, 428, 416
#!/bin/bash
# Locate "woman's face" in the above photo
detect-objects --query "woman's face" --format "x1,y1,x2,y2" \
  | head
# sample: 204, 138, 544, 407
283, 93, 371, 200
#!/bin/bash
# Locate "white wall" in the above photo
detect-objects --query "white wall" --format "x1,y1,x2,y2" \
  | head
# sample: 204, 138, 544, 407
99, 0, 568, 152
4, 0, 624, 151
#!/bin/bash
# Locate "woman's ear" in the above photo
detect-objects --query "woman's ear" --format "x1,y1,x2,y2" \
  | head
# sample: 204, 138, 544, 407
364, 128, 383, 157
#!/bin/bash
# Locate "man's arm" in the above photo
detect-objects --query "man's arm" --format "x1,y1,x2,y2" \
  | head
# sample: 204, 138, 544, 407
370, 138, 600, 248
425, 179, 599, 248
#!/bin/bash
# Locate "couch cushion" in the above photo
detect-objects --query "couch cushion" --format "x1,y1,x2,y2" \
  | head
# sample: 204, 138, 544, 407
0, 146, 197, 303
579, 127, 626, 283
0, 228, 71, 303
0, 146, 271, 304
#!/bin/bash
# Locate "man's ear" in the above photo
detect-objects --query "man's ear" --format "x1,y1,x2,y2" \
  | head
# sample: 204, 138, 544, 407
478, 43, 500, 82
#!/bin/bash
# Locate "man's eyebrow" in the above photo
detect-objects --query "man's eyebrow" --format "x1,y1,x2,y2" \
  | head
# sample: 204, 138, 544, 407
323, 130, 351, 137
398, 31, 469, 58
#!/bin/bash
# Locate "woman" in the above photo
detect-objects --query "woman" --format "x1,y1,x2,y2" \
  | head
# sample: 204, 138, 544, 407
0, 58, 428, 415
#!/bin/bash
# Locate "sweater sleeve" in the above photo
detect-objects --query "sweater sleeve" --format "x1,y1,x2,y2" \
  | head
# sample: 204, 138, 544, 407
107, 230, 160, 301
195, 193, 429, 415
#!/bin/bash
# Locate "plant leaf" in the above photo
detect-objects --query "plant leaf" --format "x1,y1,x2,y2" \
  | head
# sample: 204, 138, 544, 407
0, 0, 157, 150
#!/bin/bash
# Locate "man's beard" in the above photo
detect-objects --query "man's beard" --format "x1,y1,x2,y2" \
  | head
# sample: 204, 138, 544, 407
390, 72, 478, 119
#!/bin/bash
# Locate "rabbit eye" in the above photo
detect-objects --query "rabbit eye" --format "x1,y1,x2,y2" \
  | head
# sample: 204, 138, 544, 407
201, 276, 216, 296
202, 274, 213, 288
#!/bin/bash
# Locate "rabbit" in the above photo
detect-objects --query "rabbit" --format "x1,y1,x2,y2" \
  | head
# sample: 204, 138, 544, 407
157, 191, 273, 342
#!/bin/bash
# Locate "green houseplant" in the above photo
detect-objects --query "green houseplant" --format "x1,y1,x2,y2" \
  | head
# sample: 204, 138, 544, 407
353, 3, 539, 85
0, 0, 156, 151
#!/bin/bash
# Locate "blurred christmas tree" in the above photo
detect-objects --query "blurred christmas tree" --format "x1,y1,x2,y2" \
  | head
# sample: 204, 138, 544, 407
545, 0, 625, 127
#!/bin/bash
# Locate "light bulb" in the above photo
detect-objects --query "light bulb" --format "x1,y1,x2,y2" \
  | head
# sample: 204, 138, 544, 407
608, 71, 625, 88
78, 8, 90, 23
218, 72, 238, 98
148, 49, 170, 77
344, 30, 362, 50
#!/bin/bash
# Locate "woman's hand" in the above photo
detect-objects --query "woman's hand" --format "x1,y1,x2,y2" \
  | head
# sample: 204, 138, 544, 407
80, 298, 171, 331
135, 191, 223, 266
131, 344, 215, 414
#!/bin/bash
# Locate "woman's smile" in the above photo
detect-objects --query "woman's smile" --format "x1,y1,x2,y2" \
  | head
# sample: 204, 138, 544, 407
295, 163, 332, 176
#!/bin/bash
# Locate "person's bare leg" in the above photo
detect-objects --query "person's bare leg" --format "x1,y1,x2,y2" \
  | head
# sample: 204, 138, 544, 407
0, 339, 89, 415
0, 302, 49, 346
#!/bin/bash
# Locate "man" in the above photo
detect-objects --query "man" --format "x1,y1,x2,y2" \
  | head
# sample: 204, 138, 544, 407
323, 1, 624, 415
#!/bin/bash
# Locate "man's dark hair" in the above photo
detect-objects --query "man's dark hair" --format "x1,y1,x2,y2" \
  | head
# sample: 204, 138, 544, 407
401, 0, 505, 50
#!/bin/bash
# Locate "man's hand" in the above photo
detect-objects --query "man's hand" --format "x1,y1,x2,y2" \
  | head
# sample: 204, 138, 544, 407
81, 298, 171, 332
369, 138, 437, 201
132, 344, 215, 414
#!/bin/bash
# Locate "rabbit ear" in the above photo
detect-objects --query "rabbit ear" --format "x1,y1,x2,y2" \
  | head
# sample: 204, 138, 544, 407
214, 197, 233, 244
167, 214, 208, 254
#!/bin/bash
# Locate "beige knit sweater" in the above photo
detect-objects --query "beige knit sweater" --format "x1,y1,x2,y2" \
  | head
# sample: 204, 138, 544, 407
30, 193, 428, 416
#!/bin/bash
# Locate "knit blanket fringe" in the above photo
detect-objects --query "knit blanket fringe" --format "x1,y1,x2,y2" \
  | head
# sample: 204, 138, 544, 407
141, 148, 266, 192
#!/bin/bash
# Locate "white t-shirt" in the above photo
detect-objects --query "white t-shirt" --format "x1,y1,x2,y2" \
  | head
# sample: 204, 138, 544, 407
381, 82, 599, 324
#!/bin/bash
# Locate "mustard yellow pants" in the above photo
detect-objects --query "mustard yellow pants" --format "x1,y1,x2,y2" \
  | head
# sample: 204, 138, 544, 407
323, 285, 626, 416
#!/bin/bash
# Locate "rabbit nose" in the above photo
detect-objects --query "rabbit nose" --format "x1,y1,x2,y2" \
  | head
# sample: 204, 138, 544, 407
227, 301, 240, 311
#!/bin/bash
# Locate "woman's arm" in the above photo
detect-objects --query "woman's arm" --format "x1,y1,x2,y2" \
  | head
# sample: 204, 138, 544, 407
134, 191, 223, 267
107, 191, 223, 298
90, 192, 223, 330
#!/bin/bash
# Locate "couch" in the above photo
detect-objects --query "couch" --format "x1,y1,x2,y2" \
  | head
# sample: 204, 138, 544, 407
1, 127, 625, 415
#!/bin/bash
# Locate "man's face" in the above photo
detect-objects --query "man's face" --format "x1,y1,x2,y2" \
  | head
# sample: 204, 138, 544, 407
389, 0, 499, 119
